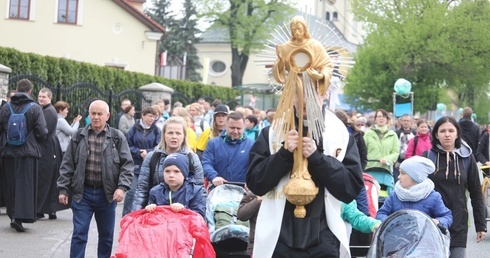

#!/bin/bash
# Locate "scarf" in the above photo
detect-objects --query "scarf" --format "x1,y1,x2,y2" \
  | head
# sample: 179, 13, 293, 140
220, 130, 244, 145
394, 179, 434, 202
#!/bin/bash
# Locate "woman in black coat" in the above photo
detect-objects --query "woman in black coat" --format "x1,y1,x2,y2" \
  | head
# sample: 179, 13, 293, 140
424, 116, 486, 258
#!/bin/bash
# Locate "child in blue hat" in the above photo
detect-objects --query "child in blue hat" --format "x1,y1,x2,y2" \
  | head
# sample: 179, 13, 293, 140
145, 153, 206, 218
376, 156, 452, 229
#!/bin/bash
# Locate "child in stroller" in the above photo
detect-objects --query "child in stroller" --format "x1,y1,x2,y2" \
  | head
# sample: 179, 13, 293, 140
206, 183, 250, 258
367, 209, 450, 257
113, 153, 212, 258
376, 156, 453, 230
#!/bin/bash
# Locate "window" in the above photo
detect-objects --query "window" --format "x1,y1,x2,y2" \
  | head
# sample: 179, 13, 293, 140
9, 0, 30, 20
326, 12, 330, 21
212, 61, 226, 73
58, 0, 78, 24
209, 60, 227, 77
333, 12, 338, 21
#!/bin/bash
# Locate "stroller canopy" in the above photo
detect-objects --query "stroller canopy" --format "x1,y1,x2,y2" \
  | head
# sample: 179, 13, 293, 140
367, 209, 449, 258
113, 206, 215, 258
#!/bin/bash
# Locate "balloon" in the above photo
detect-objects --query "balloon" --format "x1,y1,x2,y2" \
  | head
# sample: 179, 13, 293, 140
472, 113, 477, 120
458, 108, 463, 114
436, 103, 446, 111
394, 78, 412, 95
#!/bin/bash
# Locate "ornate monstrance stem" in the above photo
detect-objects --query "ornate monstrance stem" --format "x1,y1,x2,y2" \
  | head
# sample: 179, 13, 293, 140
282, 74, 319, 218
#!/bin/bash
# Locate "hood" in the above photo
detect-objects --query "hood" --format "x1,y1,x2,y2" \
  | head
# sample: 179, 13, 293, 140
455, 140, 472, 157
432, 139, 472, 158
10, 92, 35, 105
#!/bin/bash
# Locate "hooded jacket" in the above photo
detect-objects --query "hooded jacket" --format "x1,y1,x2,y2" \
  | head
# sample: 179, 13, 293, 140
364, 125, 400, 173
424, 142, 486, 248
476, 132, 490, 167
458, 118, 480, 154
202, 131, 254, 183
404, 132, 431, 159
148, 181, 206, 219
0, 93, 48, 158
132, 147, 203, 211
126, 120, 161, 174
376, 187, 453, 229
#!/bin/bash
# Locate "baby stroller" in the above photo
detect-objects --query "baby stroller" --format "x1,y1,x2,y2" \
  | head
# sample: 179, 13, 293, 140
365, 160, 394, 207
480, 164, 490, 221
113, 206, 215, 258
366, 209, 450, 258
206, 183, 249, 258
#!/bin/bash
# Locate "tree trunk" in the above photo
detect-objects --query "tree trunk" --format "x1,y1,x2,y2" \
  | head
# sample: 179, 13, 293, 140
231, 47, 243, 87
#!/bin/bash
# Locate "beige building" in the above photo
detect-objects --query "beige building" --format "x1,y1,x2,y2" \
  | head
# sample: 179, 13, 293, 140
312, 0, 365, 45
0, 0, 164, 75
195, 8, 360, 89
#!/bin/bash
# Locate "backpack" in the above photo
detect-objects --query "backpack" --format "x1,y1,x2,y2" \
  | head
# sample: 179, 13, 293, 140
6, 102, 35, 146
363, 173, 380, 218
148, 151, 195, 187
213, 201, 249, 230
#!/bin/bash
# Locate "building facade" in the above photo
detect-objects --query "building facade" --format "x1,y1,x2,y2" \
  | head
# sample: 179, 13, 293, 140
0, 0, 164, 75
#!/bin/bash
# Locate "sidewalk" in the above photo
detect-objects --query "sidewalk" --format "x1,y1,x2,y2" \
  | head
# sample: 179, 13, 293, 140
0, 203, 123, 258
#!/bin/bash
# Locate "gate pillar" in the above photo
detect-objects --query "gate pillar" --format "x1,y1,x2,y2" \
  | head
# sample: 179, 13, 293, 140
139, 82, 174, 108
0, 64, 12, 100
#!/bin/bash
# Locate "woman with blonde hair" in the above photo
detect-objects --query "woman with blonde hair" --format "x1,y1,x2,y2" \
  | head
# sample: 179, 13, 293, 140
187, 102, 210, 138
172, 106, 198, 151
132, 116, 204, 211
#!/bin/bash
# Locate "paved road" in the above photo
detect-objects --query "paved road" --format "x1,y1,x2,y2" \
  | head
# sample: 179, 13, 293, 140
1, 202, 490, 257
0, 203, 123, 258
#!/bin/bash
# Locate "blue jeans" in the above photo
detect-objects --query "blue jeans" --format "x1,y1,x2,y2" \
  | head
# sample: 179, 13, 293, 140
122, 173, 139, 217
70, 187, 116, 258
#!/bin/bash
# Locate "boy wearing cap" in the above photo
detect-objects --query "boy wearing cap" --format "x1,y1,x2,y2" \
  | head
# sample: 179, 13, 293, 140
376, 156, 452, 229
145, 153, 206, 219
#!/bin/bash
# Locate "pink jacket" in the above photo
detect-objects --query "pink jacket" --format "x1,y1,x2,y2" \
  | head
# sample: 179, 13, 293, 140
404, 132, 431, 159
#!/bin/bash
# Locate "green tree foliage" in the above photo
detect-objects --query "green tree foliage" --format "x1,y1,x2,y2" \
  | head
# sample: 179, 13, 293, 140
345, 0, 490, 114
195, 0, 295, 87
146, 0, 202, 82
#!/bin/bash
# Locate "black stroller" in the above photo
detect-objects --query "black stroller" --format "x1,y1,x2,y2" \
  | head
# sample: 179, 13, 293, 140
366, 209, 450, 258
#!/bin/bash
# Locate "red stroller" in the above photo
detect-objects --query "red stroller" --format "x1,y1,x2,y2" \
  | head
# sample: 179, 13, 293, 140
113, 206, 215, 258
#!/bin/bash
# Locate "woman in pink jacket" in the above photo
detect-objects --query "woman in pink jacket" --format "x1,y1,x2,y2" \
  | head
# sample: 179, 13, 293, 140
405, 119, 431, 159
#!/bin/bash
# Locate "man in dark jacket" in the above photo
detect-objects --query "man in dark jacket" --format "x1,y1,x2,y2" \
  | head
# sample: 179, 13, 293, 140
394, 114, 416, 181
36, 88, 65, 220
458, 107, 480, 155
0, 79, 48, 232
58, 100, 133, 258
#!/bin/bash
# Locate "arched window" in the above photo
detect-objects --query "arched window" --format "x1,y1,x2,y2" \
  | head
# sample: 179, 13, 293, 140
333, 12, 338, 21
326, 12, 330, 21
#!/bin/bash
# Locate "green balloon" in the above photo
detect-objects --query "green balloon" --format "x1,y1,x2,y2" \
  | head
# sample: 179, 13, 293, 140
436, 103, 446, 111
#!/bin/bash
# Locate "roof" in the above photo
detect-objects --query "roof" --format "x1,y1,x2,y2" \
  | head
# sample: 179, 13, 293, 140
112, 0, 165, 33
199, 25, 230, 43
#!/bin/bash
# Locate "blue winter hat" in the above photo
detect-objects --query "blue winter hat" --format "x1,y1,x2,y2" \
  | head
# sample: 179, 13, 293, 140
162, 153, 189, 177
400, 156, 435, 183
